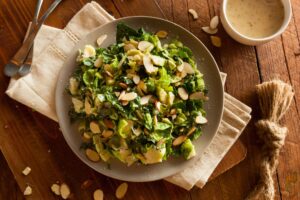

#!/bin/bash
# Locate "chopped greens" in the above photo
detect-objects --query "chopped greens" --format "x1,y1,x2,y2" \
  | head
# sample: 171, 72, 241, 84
67, 23, 208, 166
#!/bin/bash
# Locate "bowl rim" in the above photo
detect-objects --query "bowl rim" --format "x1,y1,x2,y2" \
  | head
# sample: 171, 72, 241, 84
55, 16, 224, 182
221, 0, 292, 42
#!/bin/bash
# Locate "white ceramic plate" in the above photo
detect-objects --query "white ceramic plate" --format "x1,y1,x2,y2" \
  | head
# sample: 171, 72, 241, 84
56, 16, 224, 182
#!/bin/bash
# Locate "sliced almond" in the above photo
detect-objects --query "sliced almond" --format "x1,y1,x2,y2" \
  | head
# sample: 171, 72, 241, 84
118, 91, 126, 100
124, 43, 136, 52
121, 100, 129, 106
83, 45, 96, 58
140, 95, 152, 105
138, 41, 154, 52
195, 115, 208, 124
132, 127, 142, 136
115, 183, 128, 199
119, 82, 128, 89
177, 62, 184, 72
60, 183, 71, 199
119, 92, 137, 101
210, 16, 219, 30
188, 9, 198, 20
187, 126, 197, 136
96, 34, 107, 46
104, 119, 115, 129
202, 26, 218, 35
115, 91, 121, 97
82, 132, 91, 142
156, 30, 168, 38
102, 130, 114, 138
81, 180, 93, 189
72, 98, 83, 113
143, 54, 158, 74
155, 101, 162, 112
93, 189, 104, 200
170, 108, 176, 115
22, 166, 31, 176
23, 186, 32, 196
85, 98, 92, 115
151, 55, 165, 66
172, 135, 187, 146
90, 121, 101, 134
210, 36, 222, 47
189, 91, 205, 100
94, 57, 103, 68
133, 74, 140, 84
51, 184, 61, 195
85, 148, 100, 162
69, 77, 79, 95
168, 92, 175, 105
105, 70, 113, 78
178, 87, 189, 100
183, 62, 195, 74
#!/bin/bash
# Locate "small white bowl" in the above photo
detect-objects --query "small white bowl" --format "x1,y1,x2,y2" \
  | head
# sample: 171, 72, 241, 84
220, 0, 292, 46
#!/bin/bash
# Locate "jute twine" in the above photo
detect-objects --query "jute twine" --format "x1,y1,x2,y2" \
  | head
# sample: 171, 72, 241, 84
246, 80, 294, 200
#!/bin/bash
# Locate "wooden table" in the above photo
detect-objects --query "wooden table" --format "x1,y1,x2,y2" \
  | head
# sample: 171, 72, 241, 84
0, 0, 299, 199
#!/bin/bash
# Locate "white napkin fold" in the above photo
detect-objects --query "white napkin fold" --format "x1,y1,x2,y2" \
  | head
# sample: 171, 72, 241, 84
6, 1, 251, 190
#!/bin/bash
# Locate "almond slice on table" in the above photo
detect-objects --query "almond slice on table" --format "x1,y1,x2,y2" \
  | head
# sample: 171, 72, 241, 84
60, 183, 71, 199
93, 189, 104, 200
90, 121, 101, 134
156, 30, 168, 38
210, 16, 219, 30
51, 184, 61, 195
173, 135, 187, 146
96, 34, 107, 46
178, 87, 189, 100
140, 95, 152, 105
210, 36, 222, 47
23, 185, 32, 196
85, 148, 100, 162
22, 166, 31, 176
188, 9, 198, 20
115, 183, 128, 199
201, 26, 218, 35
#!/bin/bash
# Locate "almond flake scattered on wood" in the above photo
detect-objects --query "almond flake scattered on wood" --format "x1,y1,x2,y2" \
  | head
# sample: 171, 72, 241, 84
188, 9, 198, 20
210, 36, 222, 47
201, 26, 218, 35
22, 166, 31, 176
51, 184, 61, 196
23, 186, 32, 196
93, 189, 104, 200
60, 183, 71, 199
210, 16, 219, 30
115, 183, 128, 199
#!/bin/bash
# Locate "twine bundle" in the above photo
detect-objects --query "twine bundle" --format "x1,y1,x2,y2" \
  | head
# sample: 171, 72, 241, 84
246, 80, 294, 200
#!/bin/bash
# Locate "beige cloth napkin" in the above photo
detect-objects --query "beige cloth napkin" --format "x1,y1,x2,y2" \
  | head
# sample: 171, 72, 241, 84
5, 2, 251, 190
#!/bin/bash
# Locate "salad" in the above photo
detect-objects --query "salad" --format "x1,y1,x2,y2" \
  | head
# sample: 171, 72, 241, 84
67, 23, 208, 166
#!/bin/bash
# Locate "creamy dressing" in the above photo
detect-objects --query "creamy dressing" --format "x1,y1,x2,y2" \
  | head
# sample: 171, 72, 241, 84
226, 0, 284, 38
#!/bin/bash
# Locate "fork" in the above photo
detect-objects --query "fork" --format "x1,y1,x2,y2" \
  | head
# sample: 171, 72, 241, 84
3, 0, 63, 77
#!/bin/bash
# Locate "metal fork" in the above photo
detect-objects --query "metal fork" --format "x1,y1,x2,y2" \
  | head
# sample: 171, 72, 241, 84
3, 0, 63, 77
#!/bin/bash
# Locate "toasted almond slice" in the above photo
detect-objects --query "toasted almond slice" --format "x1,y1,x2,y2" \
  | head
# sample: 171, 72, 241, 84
115, 91, 121, 97
178, 87, 189, 100
51, 184, 61, 195
171, 114, 177, 120
81, 180, 93, 189
138, 41, 154, 52
82, 132, 91, 142
104, 119, 115, 129
115, 183, 128, 199
93, 189, 104, 200
187, 126, 197, 136
183, 62, 195, 74
189, 91, 205, 100
124, 43, 136, 52
121, 100, 129, 106
60, 183, 71, 199
177, 62, 184, 72
90, 121, 101, 134
195, 115, 208, 124
118, 91, 126, 100
155, 101, 162, 112
85, 148, 100, 162
173, 135, 187, 146
143, 54, 158, 74
23, 186, 32, 196
119, 82, 128, 89
85, 98, 92, 115
72, 97, 83, 113
102, 130, 114, 138
83, 45, 96, 58
97, 34, 107, 46
168, 92, 175, 105
119, 92, 137, 101
133, 74, 140, 84
69, 77, 79, 95
210, 36, 222, 47
188, 9, 198, 20
156, 30, 168, 38
132, 127, 142, 136
105, 70, 113, 78
22, 166, 31, 176
151, 55, 165, 66
94, 57, 103, 68
202, 26, 218, 34
170, 108, 176, 115
140, 95, 152, 105
210, 16, 219, 30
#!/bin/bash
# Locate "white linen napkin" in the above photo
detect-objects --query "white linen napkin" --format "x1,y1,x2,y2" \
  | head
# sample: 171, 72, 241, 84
5, 1, 251, 190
